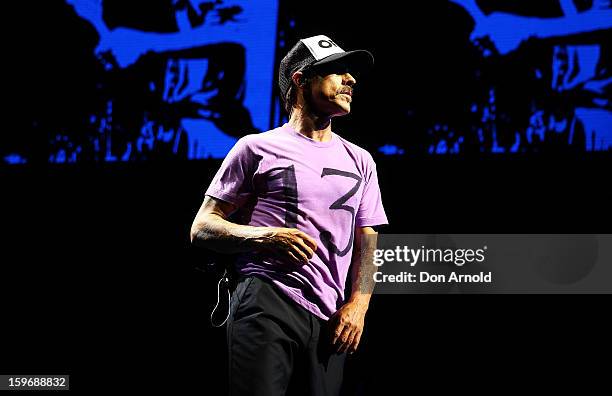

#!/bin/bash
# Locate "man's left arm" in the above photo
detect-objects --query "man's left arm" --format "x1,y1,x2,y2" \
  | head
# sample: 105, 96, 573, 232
330, 226, 379, 354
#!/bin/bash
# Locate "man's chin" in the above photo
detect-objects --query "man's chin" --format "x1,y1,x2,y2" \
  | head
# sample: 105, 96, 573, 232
331, 110, 351, 118
334, 102, 351, 116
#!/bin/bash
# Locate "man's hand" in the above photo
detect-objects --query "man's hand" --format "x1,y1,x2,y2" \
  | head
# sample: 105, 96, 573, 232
256, 227, 318, 266
191, 197, 318, 260
329, 299, 369, 354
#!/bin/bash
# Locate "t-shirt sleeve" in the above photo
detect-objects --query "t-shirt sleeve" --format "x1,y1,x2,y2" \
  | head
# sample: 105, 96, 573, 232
205, 136, 257, 207
355, 155, 388, 228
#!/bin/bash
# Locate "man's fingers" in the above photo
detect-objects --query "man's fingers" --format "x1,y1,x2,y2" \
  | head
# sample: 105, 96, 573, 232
339, 329, 357, 354
283, 250, 303, 265
296, 231, 318, 252
338, 331, 355, 354
270, 245, 307, 266
269, 248, 299, 265
334, 325, 352, 353
331, 323, 345, 346
294, 238, 315, 260
289, 244, 309, 264
349, 331, 362, 354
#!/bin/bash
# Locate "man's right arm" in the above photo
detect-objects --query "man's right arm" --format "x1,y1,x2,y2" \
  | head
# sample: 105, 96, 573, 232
190, 195, 317, 265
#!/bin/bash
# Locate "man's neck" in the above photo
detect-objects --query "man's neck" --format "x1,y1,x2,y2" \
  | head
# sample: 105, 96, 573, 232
288, 109, 333, 142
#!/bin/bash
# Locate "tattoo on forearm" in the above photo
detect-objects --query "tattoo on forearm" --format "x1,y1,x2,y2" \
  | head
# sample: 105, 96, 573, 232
355, 233, 378, 294
194, 215, 266, 253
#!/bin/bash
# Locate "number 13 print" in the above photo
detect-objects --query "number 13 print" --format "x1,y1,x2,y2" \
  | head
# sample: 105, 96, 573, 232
268, 166, 362, 258
320, 168, 362, 257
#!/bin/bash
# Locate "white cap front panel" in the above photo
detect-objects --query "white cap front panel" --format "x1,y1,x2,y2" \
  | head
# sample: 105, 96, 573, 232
300, 35, 345, 61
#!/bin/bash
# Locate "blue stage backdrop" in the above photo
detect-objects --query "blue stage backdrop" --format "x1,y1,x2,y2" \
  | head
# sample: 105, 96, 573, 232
434, 0, 612, 155
2, 0, 610, 164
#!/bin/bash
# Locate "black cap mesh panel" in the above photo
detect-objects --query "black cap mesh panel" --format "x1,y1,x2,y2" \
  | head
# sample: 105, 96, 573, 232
278, 41, 316, 106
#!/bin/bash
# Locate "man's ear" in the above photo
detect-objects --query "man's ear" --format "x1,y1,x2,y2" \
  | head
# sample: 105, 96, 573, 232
292, 71, 304, 88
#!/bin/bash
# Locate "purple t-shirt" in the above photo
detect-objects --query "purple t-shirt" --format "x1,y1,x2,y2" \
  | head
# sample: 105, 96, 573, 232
205, 123, 388, 320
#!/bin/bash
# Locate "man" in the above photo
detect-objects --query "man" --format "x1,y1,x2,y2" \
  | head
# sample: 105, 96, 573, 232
190, 35, 388, 395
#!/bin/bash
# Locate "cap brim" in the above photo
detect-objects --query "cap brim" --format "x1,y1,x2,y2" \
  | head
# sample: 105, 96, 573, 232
310, 50, 374, 76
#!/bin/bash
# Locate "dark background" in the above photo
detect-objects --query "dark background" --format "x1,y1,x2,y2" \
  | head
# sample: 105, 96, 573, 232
2, 0, 610, 393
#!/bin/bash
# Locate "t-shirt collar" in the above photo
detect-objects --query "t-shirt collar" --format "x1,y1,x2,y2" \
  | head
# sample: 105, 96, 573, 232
282, 123, 338, 148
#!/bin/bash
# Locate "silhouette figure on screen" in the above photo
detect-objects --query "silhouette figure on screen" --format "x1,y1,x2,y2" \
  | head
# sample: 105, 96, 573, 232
449, 0, 611, 152
18, 0, 277, 163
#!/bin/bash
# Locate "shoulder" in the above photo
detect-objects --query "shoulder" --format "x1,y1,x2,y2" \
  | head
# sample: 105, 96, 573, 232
236, 126, 285, 151
335, 133, 376, 166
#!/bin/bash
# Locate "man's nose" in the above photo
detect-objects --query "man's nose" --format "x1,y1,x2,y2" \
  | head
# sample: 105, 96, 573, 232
342, 73, 356, 86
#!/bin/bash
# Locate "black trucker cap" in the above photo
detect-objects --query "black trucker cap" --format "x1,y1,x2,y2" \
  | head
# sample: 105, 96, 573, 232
279, 34, 374, 103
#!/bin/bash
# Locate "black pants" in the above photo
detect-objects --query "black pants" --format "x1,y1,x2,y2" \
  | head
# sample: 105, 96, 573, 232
227, 276, 346, 396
